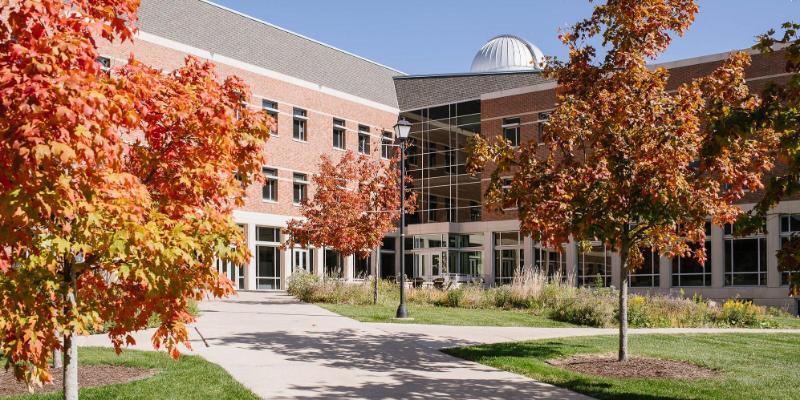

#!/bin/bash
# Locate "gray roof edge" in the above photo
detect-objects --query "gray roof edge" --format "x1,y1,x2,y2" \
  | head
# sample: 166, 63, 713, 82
394, 70, 544, 80
198, 0, 405, 76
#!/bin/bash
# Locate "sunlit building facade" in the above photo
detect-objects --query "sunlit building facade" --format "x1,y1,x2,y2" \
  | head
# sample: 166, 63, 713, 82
100, 1, 798, 312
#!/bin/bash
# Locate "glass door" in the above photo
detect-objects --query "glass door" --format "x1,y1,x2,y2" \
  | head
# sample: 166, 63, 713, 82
256, 245, 281, 290
292, 248, 312, 273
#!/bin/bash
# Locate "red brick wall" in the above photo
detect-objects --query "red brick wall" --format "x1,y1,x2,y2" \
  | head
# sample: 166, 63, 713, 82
97, 37, 398, 218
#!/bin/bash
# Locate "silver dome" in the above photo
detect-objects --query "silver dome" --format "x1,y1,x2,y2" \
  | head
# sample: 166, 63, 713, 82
470, 35, 546, 73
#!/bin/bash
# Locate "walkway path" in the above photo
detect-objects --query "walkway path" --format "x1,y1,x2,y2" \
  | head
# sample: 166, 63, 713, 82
79, 291, 800, 400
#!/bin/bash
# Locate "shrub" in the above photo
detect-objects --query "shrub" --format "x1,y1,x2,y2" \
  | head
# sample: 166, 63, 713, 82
287, 271, 321, 302
550, 290, 615, 327
717, 299, 763, 327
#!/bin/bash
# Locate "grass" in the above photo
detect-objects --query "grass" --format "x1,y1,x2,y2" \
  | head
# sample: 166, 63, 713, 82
767, 315, 800, 328
443, 333, 800, 400
1, 347, 258, 400
319, 302, 579, 327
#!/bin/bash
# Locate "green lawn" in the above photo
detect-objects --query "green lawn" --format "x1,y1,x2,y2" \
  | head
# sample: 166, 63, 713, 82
319, 302, 579, 327
444, 333, 800, 400
1, 347, 258, 400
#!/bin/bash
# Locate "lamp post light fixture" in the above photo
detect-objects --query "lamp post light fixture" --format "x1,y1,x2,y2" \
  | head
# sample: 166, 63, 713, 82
394, 118, 412, 319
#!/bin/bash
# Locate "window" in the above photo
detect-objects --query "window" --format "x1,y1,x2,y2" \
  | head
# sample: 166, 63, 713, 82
354, 257, 370, 279
533, 246, 567, 280
332, 118, 346, 149
256, 246, 280, 290
261, 168, 278, 202
262, 99, 279, 135
256, 226, 280, 243
494, 231, 524, 285
724, 223, 766, 286
779, 214, 800, 285
381, 131, 393, 159
380, 237, 396, 279
672, 222, 712, 287
450, 250, 483, 277
255, 226, 281, 290
293, 173, 308, 205
291, 248, 314, 274
537, 112, 550, 142
577, 243, 611, 287
502, 117, 520, 146
324, 248, 343, 278
358, 125, 370, 154
293, 108, 307, 141
630, 248, 660, 287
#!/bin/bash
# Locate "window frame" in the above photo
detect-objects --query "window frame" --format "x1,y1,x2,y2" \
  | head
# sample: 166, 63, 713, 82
293, 107, 307, 142
292, 172, 308, 205
261, 167, 278, 202
779, 214, 800, 286
502, 117, 521, 147
381, 131, 393, 159
262, 99, 279, 136
724, 223, 767, 286
332, 118, 346, 150
358, 125, 371, 154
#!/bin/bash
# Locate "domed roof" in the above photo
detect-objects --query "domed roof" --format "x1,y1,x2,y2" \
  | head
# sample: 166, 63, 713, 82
470, 35, 546, 73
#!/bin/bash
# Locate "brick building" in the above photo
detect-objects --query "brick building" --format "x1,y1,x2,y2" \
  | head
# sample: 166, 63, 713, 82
101, 0, 797, 312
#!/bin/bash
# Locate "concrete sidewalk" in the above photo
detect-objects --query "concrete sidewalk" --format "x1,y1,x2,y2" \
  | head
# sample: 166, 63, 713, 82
79, 291, 799, 399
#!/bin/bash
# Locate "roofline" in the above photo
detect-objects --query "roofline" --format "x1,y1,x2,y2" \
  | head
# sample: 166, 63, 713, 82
394, 70, 543, 80
198, 0, 406, 75
480, 45, 785, 99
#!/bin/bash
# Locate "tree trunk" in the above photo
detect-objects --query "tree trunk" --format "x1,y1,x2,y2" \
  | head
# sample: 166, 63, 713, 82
62, 332, 78, 400
373, 253, 379, 305
618, 244, 630, 362
62, 263, 78, 400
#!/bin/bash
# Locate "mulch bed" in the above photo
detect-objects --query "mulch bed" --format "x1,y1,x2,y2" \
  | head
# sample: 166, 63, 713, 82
547, 353, 719, 379
0, 365, 157, 396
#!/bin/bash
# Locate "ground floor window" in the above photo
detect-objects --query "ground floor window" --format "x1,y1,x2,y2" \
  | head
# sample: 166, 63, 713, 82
216, 258, 245, 290
577, 243, 611, 287
780, 214, 800, 285
630, 249, 659, 287
291, 248, 314, 274
450, 250, 483, 277
494, 249, 523, 285
672, 241, 711, 287
354, 257, 370, 279
533, 246, 567, 280
256, 245, 281, 290
380, 237, 396, 279
724, 224, 766, 286
494, 231, 523, 285
324, 248, 344, 278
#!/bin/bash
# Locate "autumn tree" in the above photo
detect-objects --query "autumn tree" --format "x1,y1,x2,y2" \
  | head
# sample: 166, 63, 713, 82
0, 0, 270, 398
732, 22, 800, 295
467, 0, 776, 361
285, 149, 415, 302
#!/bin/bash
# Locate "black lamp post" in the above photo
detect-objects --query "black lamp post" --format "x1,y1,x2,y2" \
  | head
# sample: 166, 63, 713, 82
394, 117, 412, 319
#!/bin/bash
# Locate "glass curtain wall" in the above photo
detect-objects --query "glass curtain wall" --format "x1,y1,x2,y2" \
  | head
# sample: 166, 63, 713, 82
400, 101, 482, 224
403, 233, 484, 281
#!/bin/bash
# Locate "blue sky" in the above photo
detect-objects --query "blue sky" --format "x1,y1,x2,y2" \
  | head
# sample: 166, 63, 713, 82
212, 0, 799, 75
